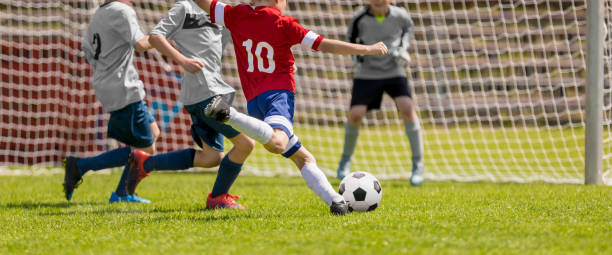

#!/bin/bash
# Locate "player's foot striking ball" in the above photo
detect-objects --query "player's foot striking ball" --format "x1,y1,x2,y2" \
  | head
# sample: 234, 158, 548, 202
330, 200, 349, 215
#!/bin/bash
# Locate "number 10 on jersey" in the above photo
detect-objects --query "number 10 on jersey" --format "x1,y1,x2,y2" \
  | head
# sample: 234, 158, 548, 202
242, 39, 275, 73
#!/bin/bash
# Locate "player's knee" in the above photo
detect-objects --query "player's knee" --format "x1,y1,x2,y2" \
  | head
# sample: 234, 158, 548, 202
264, 140, 286, 154
265, 133, 288, 154
348, 110, 365, 125
194, 150, 223, 168
348, 114, 363, 126
234, 136, 256, 155
150, 122, 161, 141
139, 145, 156, 155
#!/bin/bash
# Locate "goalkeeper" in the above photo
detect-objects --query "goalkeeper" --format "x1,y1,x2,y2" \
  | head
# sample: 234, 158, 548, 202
337, 0, 424, 186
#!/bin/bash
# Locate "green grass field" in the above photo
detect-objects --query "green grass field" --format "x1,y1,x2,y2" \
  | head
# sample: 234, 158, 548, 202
1, 173, 611, 254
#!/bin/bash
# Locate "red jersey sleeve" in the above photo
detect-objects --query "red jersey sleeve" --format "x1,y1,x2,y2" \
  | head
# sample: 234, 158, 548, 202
283, 17, 324, 51
210, 0, 233, 29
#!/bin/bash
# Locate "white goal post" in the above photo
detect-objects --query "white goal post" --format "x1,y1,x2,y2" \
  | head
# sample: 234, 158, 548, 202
1, 0, 611, 184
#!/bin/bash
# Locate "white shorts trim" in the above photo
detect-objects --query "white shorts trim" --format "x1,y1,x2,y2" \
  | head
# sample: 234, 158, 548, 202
264, 115, 293, 135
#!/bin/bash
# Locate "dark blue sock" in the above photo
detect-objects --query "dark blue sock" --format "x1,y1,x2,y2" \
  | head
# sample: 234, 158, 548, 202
211, 155, 243, 197
143, 148, 195, 172
114, 163, 130, 196
76, 147, 131, 175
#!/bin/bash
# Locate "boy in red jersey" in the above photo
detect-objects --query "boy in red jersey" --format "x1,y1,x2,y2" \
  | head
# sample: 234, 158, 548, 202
195, 0, 387, 215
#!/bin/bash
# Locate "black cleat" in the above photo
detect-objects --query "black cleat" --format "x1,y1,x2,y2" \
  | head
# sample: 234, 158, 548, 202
330, 200, 349, 215
63, 156, 83, 201
204, 95, 231, 122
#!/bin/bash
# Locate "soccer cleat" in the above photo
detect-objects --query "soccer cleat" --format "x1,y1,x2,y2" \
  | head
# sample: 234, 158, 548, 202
206, 192, 245, 210
109, 192, 151, 204
204, 95, 231, 122
410, 162, 424, 186
330, 200, 349, 215
127, 150, 151, 195
63, 156, 83, 201
336, 157, 351, 180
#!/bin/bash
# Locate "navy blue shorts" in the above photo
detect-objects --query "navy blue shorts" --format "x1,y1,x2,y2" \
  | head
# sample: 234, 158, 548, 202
350, 77, 411, 110
108, 101, 156, 148
184, 94, 240, 152
247, 90, 295, 137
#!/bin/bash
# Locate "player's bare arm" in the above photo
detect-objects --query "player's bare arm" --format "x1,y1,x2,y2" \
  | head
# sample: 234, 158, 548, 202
195, 0, 214, 13
135, 35, 152, 53
149, 34, 204, 73
318, 39, 387, 55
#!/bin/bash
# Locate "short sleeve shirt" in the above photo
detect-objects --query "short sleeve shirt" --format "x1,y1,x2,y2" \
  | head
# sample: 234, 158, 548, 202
209, 0, 323, 101
82, 1, 146, 112
150, 0, 234, 105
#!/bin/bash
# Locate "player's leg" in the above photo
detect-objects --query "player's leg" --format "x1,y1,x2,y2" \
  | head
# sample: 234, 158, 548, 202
62, 102, 158, 201
337, 105, 366, 180
337, 79, 385, 180
63, 146, 132, 201
205, 94, 273, 145
206, 133, 254, 209
288, 146, 348, 215
191, 100, 255, 209
388, 77, 424, 186
204, 90, 298, 154
107, 101, 158, 203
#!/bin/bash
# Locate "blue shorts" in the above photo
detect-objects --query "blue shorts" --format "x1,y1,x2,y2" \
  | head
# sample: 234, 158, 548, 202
108, 101, 156, 148
247, 90, 295, 137
184, 94, 240, 152
247, 90, 301, 158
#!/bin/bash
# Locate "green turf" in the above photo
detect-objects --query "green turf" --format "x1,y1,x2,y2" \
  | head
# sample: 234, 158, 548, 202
1, 173, 611, 254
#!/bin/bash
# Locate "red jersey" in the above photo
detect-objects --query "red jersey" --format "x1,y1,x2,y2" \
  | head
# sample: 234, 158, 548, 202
210, 0, 323, 101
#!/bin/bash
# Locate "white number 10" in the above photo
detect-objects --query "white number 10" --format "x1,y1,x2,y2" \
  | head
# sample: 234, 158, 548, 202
242, 39, 275, 73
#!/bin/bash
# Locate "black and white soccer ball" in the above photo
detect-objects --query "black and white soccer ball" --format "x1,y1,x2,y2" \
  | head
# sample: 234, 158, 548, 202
338, 171, 382, 212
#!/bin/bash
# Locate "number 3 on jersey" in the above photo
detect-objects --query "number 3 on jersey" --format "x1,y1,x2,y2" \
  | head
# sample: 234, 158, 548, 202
242, 39, 275, 73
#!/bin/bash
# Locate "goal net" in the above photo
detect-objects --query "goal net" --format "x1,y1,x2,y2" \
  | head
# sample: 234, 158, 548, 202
1, 0, 610, 184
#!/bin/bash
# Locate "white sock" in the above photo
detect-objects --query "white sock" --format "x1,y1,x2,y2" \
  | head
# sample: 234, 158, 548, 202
228, 107, 273, 144
300, 163, 344, 206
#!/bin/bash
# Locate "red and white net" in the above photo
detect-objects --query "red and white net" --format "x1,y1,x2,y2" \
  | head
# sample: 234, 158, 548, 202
2, 0, 608, 183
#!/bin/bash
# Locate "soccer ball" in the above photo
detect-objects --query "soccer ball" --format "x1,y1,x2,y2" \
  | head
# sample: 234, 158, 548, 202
338, 172, 382, 212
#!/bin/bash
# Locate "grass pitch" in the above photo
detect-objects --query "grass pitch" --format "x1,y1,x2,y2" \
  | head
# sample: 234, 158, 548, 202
1, 173, 611, 254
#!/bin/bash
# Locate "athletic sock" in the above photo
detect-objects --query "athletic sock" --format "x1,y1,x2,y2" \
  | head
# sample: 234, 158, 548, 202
114, 163, 130, 196
300, 163, 344, 206
210, 155, 243, 197
228, 107, 273, 144
143, 148, 195, 172
340, 123, 360, 163
77, 147, 131, 175
404, 119, 424, 166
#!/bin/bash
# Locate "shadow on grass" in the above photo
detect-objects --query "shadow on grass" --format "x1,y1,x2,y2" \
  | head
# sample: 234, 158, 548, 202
0, 201, 104, 209
36, 207, 262, 222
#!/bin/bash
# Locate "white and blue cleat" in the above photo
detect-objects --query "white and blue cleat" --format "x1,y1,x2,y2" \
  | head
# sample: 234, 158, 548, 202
109, 192, 151, 204
336, 158, 351, 180
410, 162, 424, 186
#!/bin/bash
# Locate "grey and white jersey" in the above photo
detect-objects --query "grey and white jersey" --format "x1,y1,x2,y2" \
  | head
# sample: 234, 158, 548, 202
151, 0, 234, 106
82, 1, 146, 112
347, 5, 414, 80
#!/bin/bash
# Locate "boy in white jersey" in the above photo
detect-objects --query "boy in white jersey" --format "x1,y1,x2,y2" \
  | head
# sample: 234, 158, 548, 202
125, 0, 255, 209
195, 0, 387, 215
338, 0, 424, 185
64, 0, 159, 203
